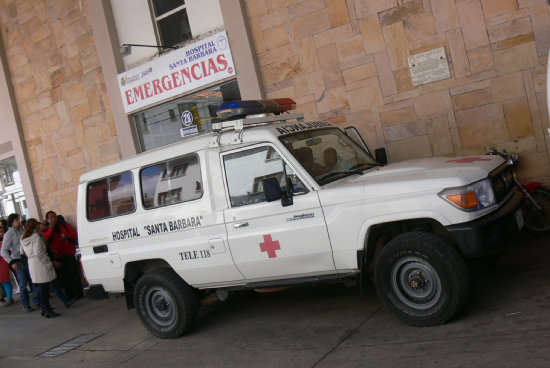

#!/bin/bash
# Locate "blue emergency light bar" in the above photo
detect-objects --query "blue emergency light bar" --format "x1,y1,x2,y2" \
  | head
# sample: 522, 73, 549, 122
216, 98, 296, 120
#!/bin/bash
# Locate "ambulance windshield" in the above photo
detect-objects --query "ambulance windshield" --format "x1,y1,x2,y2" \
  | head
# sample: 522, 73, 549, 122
279, 128, 379, 185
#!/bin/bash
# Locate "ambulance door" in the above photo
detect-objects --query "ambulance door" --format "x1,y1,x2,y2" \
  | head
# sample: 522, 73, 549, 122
222, 144, 335, 281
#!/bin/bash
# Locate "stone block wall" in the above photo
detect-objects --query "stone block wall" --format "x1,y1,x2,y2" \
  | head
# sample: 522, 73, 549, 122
246, 0, 550, 182
0, 0, 119, 222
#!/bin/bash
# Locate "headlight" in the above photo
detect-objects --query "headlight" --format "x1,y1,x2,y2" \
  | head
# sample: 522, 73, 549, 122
438, 178, 496, 211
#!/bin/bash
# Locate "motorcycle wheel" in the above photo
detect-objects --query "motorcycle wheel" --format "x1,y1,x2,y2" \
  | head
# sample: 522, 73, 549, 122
521, 186, 550, 235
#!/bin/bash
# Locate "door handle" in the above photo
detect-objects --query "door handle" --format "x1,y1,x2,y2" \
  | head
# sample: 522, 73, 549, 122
234, 222, 249, 228
93, 245, 108, 254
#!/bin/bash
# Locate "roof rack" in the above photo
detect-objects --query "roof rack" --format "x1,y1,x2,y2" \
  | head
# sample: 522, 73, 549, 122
209, 113, 304, 147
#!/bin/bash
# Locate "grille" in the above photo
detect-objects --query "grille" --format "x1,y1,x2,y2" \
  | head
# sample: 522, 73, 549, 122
490, 163, 515, 203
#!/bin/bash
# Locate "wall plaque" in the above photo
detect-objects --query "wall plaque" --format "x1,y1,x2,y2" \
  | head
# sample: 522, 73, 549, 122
408, 47, 451, 87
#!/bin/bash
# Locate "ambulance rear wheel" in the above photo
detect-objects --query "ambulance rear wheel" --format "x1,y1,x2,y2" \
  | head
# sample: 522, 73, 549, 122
374, 232, 469, 326
134, 268, 197, 338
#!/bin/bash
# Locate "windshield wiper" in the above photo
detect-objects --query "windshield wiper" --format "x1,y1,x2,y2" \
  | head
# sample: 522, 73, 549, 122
346, 163, 372, 173
317, 171, 349, 182
317, 166, 366, 183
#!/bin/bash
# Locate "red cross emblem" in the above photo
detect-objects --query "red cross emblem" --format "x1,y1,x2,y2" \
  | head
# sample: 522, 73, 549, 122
259, 234, 281, 258
446, 157, 491, 164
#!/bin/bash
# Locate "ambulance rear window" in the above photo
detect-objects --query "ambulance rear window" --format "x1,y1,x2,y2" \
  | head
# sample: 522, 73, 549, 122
140, 154, 202, 209
87, 172, 135, 221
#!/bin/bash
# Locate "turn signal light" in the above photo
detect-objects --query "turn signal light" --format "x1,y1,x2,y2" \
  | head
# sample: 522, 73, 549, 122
445, 192, 478, 209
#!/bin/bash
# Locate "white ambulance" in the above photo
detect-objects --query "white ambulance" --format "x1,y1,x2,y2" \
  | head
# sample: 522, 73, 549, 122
77, 99, 523, 338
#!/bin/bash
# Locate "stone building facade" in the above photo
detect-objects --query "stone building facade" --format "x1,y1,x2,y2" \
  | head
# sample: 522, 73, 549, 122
245, 0, 550, 180
0, 0, 548, 223
0, 0, 119, 222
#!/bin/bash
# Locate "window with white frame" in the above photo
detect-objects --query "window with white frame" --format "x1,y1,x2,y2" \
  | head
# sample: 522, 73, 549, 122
150, 0, 192, 47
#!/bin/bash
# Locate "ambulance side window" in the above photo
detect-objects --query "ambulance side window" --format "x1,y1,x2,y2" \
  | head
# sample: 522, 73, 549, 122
223, 146, 306, 207
140, 154, 202, 209
87, 172, 135, 221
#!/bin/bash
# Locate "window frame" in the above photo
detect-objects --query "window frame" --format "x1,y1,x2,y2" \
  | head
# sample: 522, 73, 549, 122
139, 152, 203, 210
148, 1, 190, 48
132, 79, 241, 152
0, 166, 14, 186
221, 143, 309, 209
86, 171, 137, 222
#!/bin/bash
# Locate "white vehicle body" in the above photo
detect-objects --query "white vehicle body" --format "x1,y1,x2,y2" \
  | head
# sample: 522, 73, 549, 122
78, 110, 522, 337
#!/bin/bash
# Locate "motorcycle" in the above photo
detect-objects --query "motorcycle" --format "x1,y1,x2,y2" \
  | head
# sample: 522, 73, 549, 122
489, 149, 550, 235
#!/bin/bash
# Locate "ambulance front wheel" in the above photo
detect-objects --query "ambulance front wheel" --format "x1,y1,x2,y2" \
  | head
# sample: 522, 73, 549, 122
134, 268, 197, 338
374, 232, 469, 326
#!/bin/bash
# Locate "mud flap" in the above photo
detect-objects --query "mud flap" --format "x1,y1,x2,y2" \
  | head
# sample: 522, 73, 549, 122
357, 250, 369, 296
124, 278, 135, 309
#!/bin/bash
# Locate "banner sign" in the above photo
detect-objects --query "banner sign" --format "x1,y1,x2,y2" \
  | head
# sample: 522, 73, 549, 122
118, 31, 235, 114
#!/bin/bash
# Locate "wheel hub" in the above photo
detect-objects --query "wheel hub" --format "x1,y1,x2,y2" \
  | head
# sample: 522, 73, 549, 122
154, 297, 169, 312
408, 270, 427, 290
144, 287, 177, 327
391, 256, 442, 310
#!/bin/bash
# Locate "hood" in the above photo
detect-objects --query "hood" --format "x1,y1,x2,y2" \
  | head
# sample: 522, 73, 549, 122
323, 155, 505, 200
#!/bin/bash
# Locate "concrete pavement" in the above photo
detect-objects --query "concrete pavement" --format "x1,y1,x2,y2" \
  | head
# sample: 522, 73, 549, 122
1, 233, 550, 367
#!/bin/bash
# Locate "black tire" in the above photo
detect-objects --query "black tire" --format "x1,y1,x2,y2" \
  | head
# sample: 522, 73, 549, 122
374, 232, 469, 326
134, 268, 197, 338
521, 186, 550, 236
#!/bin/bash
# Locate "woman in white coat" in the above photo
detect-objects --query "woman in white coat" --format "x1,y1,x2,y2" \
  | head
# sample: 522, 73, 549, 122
20, 218, 61, 318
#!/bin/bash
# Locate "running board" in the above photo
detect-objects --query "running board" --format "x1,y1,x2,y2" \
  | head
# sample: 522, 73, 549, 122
241, 272, 359, 290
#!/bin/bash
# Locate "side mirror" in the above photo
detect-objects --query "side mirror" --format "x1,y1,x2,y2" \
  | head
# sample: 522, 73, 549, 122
375, 148, 388, 165
263, 177, 282, 202
281, 177, 293, 207
263, 177, 294, 207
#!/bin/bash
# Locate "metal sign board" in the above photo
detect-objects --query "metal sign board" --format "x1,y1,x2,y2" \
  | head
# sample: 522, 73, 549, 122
180, 125, 198, 137
118, 31, 235, 114
181, 110, 193, 127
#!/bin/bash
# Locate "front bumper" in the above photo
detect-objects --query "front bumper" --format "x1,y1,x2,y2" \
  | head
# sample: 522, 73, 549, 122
446, 190, 523, 257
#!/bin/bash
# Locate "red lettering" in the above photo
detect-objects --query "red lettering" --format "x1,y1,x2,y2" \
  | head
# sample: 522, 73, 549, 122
132, 86, 145, 101
143, 82, 153, 98
125, 90, 134, 105
180, 68, 192, 84
201, 60, 209, 77
191, 64, 202, 80
161, 75, 173, 91
152, 79, 163, 95
208, 58, 219, 74
171, 72, 182, 88
217, 54, 228, 71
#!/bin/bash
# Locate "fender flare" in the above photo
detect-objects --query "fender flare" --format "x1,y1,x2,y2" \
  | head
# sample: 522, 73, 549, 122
357, 210, 450, 258
356, 211, 450, 295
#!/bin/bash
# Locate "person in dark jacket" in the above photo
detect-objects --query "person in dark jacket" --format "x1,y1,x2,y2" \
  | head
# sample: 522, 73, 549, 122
43, 211, 83, 300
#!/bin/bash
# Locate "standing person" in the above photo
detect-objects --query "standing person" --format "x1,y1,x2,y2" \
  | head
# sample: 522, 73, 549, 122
20, 219, 60, 318
43, 211, 83, 300
0, 213, 39, 312
0, 221, 13, 305
0, 220, 6, 302
38, 218, 75, 308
